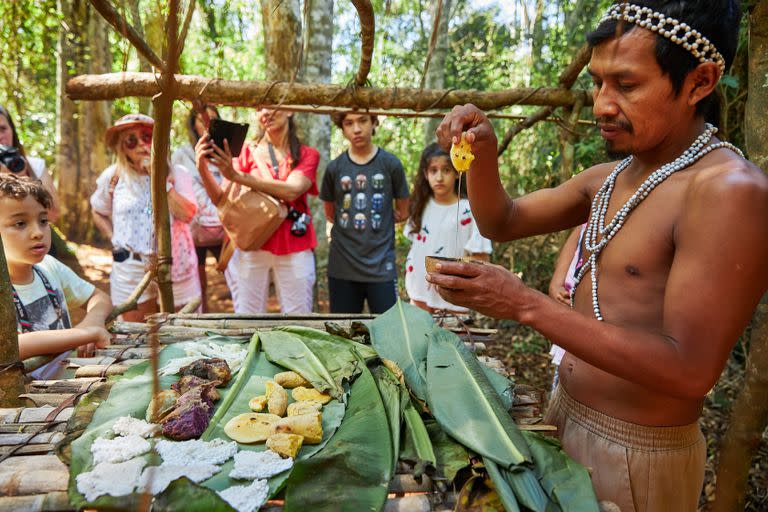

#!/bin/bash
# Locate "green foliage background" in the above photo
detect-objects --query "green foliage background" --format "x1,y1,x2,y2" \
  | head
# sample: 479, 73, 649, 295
0, 0, 751, 296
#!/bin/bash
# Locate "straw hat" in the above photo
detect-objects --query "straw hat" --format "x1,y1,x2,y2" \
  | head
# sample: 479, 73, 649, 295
105, 113, 154, 149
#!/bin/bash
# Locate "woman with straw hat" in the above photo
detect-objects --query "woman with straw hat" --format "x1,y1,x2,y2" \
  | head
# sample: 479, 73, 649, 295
90, 114, 200, 321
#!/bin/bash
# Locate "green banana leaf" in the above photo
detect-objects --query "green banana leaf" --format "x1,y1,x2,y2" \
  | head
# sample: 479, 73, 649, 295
369, 300, 434, 401
482, 364, 516, 411
425, 328, 531, 468
277, 325, 378, 360
283, 363, 394, 512
371, 365, 403, 471
521, 432, 600, 511
400, 391, 437, 479
484, 457, 521, 512
68, 332, 346, 510
504, 466, 554, 512
423, 420, 469, 482
260, 329, 364, 399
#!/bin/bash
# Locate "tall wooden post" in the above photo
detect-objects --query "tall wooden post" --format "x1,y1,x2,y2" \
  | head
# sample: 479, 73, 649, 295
150, 0, 181, 313
711, 2, 768, 510
0, 237, 25, 407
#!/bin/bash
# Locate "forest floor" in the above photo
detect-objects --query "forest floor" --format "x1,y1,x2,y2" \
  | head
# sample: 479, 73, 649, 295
74, 243, 768, 511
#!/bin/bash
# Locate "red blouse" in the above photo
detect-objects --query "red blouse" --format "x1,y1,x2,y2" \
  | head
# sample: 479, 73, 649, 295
234, 143, 320, 255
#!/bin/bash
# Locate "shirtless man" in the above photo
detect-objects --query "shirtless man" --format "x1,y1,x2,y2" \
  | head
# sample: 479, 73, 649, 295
430, 2, 768, 511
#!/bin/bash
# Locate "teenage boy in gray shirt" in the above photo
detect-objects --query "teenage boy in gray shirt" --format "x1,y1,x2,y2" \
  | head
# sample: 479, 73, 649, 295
320, 112, 409, 313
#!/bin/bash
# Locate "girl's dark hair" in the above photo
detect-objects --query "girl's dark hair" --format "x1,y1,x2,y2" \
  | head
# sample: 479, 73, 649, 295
186, 104, 220, 146
408, 142, 465, 235
0, 105, 25, 156
586, 1, 741, 125
255, 113, 303, 168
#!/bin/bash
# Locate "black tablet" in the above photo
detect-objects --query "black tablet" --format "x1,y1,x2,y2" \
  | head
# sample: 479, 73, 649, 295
209, 119, 250, 157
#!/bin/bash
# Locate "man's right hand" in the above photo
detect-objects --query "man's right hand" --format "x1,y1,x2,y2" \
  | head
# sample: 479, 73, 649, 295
436, 104, 498, 154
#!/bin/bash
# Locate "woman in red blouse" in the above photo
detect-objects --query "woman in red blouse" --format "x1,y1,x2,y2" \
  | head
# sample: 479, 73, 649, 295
195, 108, 319, 313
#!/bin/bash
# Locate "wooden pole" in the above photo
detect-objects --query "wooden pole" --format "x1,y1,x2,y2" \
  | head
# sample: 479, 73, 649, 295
66, 72, 592, 110
711, 2, 768, 510
351, 0, 375, 86
149, 1, 181, 313
0, 237, 25, 407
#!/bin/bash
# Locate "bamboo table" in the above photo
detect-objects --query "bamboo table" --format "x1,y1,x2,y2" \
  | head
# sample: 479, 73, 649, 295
0, 314, 547, 512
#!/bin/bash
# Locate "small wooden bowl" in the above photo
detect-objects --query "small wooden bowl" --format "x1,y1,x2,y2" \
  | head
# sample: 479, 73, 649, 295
424, 255, 484, 274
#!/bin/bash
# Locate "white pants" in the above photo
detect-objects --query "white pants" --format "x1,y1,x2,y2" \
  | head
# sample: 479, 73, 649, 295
229, 249, 315, 314
111, 258, 201, 309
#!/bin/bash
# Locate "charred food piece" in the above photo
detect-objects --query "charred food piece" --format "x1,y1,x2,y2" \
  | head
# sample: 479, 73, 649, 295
160, 385, 217, 440
179, 358, 232, 387
146, 390, 180, 423
172, 375, 222, 401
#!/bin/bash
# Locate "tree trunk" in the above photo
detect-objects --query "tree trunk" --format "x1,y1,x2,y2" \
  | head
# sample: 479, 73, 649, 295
77, 2, 111, 244
128, 0, 152, 114
259, 0, 303, 82
711, 3, 768, 511
295, 0, 334, 268
423, 0, 452, 144
0, 237, 25, 407
56, 0, 85, 242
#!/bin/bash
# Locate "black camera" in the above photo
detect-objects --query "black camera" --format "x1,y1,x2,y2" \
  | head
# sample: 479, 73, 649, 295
287, 207, 310, 237
0, 145, 26, 173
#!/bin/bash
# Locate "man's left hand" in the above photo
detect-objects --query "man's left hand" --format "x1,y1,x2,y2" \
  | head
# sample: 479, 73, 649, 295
426, 260, 532, 320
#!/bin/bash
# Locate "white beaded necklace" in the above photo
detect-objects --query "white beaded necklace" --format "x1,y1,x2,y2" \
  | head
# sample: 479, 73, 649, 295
570, 124, 744, 320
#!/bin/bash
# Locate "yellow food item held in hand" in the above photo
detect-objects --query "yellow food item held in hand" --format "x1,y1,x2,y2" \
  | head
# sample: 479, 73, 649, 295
274, 371, 311, 389
266, 433, 304, 458
273, 412, 324, 444
248, 395, 267, 412
287, 400, 323, 417
291, 386, 332, 405
223, 413, 281, 444
450, 132, 475, 172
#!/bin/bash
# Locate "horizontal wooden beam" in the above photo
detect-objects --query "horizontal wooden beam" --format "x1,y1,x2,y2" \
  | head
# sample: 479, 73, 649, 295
66, 72, 592, 110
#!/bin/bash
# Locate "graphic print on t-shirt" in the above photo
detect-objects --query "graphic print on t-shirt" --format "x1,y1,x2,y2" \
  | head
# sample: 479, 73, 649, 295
24, 289, 71, 332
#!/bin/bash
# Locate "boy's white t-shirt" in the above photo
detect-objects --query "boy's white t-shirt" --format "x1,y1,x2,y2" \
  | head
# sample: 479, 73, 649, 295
14, 255, 95, 380
404, 197, 492, 312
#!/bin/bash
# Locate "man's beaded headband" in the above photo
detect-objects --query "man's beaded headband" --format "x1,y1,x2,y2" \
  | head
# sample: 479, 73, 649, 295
600, 3, 726, 75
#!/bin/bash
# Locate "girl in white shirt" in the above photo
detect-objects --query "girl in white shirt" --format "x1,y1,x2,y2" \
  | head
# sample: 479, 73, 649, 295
404, 143, 492, 313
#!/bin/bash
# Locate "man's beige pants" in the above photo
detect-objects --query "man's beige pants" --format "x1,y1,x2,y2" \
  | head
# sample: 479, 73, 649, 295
544, 385, 706, 512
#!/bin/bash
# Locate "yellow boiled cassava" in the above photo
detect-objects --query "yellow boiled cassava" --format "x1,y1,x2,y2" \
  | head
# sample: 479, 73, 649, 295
268, 382, 289, 417
287, 400, 323, 417
274, 371, 311, 389
273, 412, 323, 444
223, 413, 281, 444
249, 395, 267, 412
266, 433, 304, 458
291, 386, 331, 405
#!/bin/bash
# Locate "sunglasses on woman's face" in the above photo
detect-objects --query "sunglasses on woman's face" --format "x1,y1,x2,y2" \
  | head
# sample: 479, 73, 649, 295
123, 131, 153, 150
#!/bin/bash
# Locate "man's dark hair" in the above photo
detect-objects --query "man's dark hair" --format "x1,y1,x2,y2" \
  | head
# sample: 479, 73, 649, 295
330, 110, 379, 135
0, 174, 52, 210
587, 1, 741, 125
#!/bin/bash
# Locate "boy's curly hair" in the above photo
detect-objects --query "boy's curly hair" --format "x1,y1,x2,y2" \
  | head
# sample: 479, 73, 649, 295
0, 174, 52, 210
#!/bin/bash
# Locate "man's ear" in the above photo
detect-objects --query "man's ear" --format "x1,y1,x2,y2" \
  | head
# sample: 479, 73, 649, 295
686, 62, 720, 108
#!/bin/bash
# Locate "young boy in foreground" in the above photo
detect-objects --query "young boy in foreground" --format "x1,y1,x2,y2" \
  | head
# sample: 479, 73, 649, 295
0, 174, 112, 380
